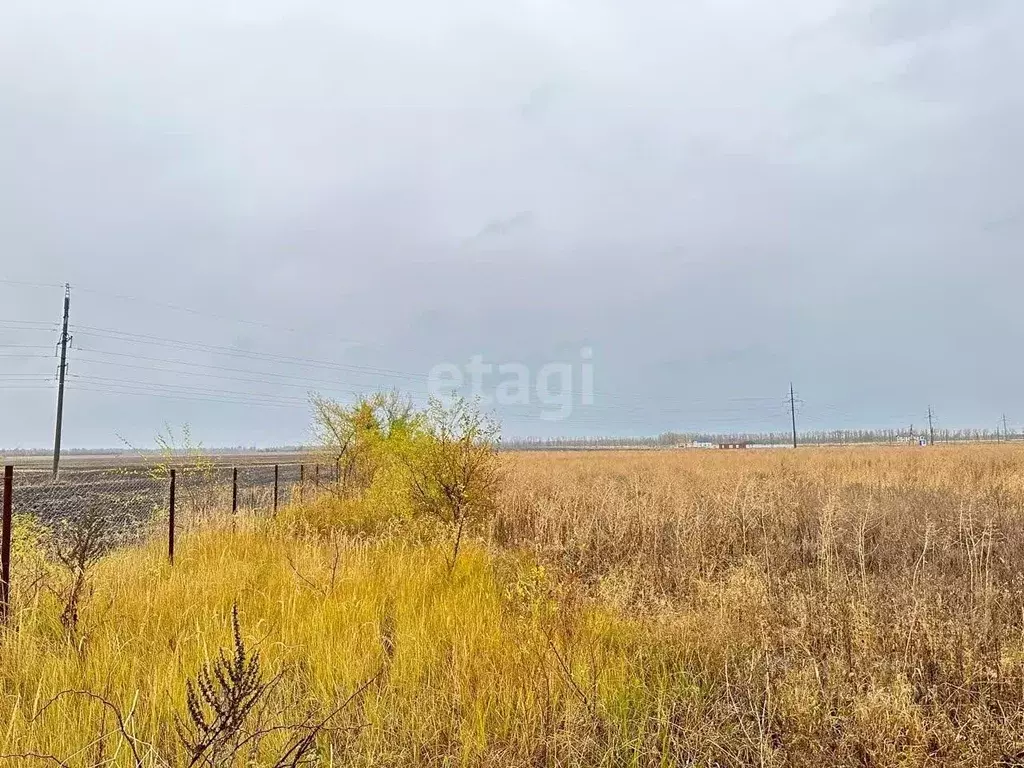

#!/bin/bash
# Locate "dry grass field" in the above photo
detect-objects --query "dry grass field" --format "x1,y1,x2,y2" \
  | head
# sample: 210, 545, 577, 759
3, 445, 1024, 766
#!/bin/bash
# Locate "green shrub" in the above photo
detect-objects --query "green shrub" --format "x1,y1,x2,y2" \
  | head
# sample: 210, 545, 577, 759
310, 392, 501, 570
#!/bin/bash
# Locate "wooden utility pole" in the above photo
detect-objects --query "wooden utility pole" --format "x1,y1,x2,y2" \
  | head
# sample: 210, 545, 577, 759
52, 284, 71, 479
1, 466, 12, 622
928, 406, 935, 446
789, 383, 798, 449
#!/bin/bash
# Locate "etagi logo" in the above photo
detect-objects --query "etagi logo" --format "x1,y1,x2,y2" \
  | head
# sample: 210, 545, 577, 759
427, 348, 594, 421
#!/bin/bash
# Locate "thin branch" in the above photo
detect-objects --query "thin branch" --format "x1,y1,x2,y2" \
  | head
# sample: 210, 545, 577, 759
30, 689, 146, 768
284, 553, 327, 597
273, 667, 384, 768
543, 630, 597, 719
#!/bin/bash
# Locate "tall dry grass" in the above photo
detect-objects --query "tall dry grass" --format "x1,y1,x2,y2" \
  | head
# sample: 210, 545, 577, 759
2, 446, 1024, 765
498, 446, 1024, 765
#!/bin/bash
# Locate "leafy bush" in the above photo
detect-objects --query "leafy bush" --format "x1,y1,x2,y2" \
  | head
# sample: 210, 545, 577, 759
311, 390, 421, 496
310, 393, 501, 570
404, 398, 501, 571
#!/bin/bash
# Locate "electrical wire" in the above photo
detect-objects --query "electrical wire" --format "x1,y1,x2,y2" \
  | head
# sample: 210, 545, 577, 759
72, 347, 433, 395
71, 324, 429, 383
67, 359, 794, 421
72, 325, 790, 409
0, 279, 65, 290
71, 285, 368, 347
0, 281, 853, 434
69, 374, 311, 405
69, 382, 306, 410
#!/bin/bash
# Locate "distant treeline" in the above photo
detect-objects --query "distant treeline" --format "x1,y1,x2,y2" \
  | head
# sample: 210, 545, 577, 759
7, 428, 1018, 456
502, 427, 1019, 450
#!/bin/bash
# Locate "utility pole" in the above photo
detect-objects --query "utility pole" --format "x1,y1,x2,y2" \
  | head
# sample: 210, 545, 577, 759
928, 406, 935, 446
52, 284, 71, 479
789, 382, 798, 449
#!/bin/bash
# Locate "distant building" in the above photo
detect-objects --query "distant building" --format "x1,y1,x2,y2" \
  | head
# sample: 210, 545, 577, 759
687, 440, 752, 450
718, 441, 750, 450
896, 434, 925, 446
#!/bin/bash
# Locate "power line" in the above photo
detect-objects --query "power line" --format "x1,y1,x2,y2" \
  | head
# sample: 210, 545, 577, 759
68, 381, 792, 426
0, 279, 66, 291
66, 369, 792, 422
1, 280, 860, 435
64, 327, 802, 420
71, 383, 307, 410
68, 382, 760, 424
71, 324, 431, 383
0, 323, 60, 332
71, 285, 368, 346
69, 374, 312, 405
72, 347, 426, 394
72, 325, 789, 409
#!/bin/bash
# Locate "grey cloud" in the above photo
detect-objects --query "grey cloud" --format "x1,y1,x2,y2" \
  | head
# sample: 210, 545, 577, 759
1, 0, 1023, 445
859, 0, 1008, 44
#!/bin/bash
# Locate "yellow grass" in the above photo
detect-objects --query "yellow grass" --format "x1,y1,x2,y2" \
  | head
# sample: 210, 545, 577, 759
4, 445, 1024, 765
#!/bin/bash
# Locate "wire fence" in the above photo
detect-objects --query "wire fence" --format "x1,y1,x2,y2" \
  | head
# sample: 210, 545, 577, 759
0, 460, 340, 621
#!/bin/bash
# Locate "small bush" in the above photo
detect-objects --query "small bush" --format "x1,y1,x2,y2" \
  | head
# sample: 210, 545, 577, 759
310, 393, 501, 570
404, 397, 501, 571
49, 505, 128, 631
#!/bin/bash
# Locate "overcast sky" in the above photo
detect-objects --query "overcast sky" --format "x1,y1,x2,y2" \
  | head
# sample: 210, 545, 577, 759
2, 0, 1023, 448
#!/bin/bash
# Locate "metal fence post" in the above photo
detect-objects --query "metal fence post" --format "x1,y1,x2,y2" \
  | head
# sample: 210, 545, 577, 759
1, 466, 12, 623
273, 464, 279, 515
315, 463, 320, 488
232, 467, 238, 514
168, 468, 176, 565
